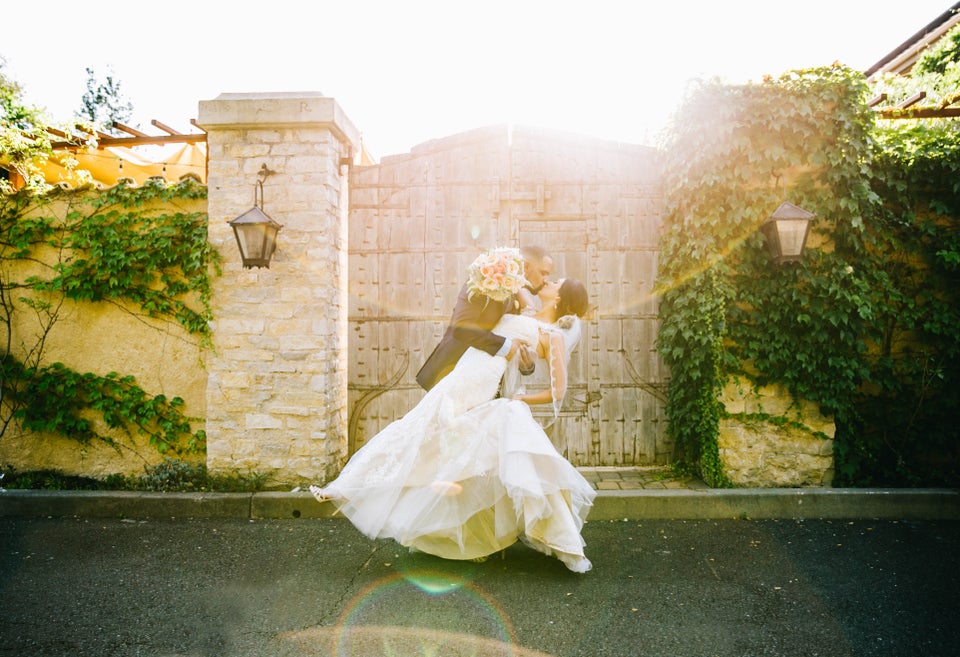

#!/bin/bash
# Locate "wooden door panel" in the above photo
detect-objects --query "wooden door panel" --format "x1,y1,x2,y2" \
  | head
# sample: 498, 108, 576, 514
347, 127, 670, 466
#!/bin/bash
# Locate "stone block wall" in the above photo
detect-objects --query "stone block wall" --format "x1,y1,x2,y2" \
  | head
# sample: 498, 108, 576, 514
718, 380, 835, 487
198, 93, 359, 489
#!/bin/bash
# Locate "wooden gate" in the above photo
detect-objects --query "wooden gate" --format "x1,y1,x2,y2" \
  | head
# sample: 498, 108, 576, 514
347, 125, 670, 465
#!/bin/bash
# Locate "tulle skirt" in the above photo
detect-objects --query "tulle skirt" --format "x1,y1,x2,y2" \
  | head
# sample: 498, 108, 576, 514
320, 346, 595, 572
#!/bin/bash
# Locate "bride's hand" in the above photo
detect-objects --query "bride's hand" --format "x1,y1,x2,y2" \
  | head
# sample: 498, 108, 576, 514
518, 345, 535, 375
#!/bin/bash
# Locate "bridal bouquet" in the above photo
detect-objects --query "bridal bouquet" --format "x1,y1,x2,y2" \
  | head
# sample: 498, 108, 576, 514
466, 247, 528, 303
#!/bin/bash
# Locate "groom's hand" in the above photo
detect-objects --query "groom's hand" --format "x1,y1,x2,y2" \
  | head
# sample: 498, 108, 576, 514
518, 346, 536, 376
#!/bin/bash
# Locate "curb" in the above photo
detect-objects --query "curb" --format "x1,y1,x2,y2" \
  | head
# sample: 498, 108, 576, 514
1, 488, 957, 521
588, 488, 960, 521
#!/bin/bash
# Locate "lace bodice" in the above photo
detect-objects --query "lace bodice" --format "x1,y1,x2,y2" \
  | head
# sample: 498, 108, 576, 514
492, 313, 540, 345
496, 314, 582, 417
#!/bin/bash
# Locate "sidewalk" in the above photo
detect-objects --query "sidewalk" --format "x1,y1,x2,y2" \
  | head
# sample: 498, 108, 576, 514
1, 467, 957, 521
579, 466, 709, 491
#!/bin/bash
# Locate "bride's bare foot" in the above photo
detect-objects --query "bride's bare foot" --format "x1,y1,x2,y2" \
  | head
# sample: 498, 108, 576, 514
309, 485, 331, 502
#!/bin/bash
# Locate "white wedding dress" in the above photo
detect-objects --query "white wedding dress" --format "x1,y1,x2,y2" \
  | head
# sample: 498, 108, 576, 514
315, 314, 595, 572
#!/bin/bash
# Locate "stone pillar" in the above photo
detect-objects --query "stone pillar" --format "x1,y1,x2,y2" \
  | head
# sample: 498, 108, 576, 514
197, 92, 359, 488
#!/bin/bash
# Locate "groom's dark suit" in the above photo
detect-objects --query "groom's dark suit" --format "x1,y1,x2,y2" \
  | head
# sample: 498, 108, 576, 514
416, 284, 516, 391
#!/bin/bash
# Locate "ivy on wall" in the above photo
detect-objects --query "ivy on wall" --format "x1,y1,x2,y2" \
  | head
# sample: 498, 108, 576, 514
844, 120, 960, 485
657, 64, 960, 487
37, 179, 215, 338
0, 177, 218, 454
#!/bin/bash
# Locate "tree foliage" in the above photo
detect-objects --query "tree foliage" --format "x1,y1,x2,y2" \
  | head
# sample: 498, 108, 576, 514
914, 22, 960, 77
1, 59, 53, 191
77, 66, 134, 134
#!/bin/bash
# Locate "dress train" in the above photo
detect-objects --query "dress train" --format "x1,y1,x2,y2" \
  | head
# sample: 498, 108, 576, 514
315, 315, 595, 572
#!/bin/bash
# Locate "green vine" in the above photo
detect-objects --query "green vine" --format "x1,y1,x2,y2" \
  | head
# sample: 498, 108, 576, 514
1, 360, 203, 453
31, 177, 216, 338
656, 267, 730, 487
1, 177, 217, 454
657, 63, 960, 487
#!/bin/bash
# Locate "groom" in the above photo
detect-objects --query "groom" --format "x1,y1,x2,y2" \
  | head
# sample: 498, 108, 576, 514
415, 245, 554, 391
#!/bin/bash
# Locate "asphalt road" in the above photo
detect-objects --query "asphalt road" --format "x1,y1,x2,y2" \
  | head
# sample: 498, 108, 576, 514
1, 516, 957, 657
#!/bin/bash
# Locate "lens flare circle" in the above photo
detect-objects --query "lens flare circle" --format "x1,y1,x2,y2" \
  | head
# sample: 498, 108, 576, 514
325, 570, 525, 657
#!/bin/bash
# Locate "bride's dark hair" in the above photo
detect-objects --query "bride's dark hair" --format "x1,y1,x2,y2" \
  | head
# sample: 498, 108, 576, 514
557, 279, 589, 318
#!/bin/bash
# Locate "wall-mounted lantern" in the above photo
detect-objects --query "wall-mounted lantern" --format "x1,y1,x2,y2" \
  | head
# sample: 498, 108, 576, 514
760, 173, 816, 265
761, 200, 815, 265
760, 173, 817, 265
229, 179, 282, 268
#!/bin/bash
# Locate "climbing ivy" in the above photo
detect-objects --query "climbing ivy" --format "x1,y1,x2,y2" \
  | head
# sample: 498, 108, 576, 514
657, 64, 960, 487
656, 267, 729, 487
1, 360, 203, 454
1, 177, 218, 454
32, 177, 215, 338
842, 121, 960, 485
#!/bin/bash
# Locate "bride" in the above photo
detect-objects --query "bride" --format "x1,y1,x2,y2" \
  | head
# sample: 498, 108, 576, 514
311, 276, 595, 573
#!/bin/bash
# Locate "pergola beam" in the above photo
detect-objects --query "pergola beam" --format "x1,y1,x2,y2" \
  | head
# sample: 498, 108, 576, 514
897, 91, 927, 109
50, 132, 207, 150
939, 91, 960, 109
111, 121, 151, 138
151, 119, 184, 135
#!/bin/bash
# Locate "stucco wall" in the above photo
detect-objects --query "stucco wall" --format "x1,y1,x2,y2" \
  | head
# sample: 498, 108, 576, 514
0, 193, 208, 478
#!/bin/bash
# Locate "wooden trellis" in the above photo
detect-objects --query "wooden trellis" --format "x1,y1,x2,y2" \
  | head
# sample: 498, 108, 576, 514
48, 120, 206, 150
870, 91, 960, 119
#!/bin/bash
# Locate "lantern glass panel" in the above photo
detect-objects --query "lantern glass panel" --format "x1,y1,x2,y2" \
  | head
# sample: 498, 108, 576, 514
229, 201, 281, 268
762, 201, 814, 264
775, 218, 809, 259
236, 223, 275, 262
